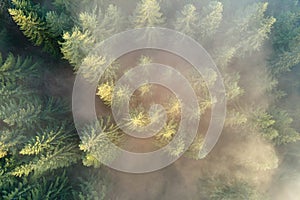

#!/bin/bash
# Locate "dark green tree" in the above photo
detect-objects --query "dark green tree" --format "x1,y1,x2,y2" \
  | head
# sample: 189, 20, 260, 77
60, 27, 95, 67
0, 52, 81, 199
8, 0, 72, 56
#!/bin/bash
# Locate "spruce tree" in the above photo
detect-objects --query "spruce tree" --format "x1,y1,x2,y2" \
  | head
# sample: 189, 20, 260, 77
228, 2, 276, 56
60, 27, 95, 67
0, 52, 81, 199
131, 0, 165, 28
79, 118, 122, 168
198, 1, 223, 42
8, 0, 71, 56
97, 4, 125, 40
8, 8, 46, 46
271, 22, 300, 74
174, 4, 200, 39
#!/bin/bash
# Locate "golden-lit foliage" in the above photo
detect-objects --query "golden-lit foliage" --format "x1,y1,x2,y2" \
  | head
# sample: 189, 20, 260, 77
96, 81, 114, 106
1, 0, 300, 199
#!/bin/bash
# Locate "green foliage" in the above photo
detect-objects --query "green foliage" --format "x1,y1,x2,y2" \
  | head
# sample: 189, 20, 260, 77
79, 117, 122, 168
97, 4, 125, 40
271, 109, 300, 145
224, 72, 244, 101
164, 135, 185, 157
130, 0, 166, 43
46, 11, 71, 38
165, 97, 181, 119
80, 54, 107, 83
0, 29, 9, 53
138, 55, 152, 66
8, 9, 45, 45
27, 173, 71, 200
19, 126, 72, 156
96, 81, 114, 106
74, 170, 109, 200
225, 109, 248, 128
96, 81, 132, 108
78, 10, 99, 34
174, 4, 200, 39
125, 106, 151, 130
0, 98, 41, 130
228, 2, 276, 56
8, 0, 66, 55
60, 27, 95, 67
248, 107, 279, 141
0, 53, 38, 86
155, 119, 177, 142
271, 11, 300, 53
78, 4, 124, 42
213, 46, 237, 68
198, 1, 223, 42
1, 172, 72, 200
0, 51, 80, 199
185, 134, 204, 160
131, 0, 165, 28
80, 55, 118, 83
209, 181, 265, 200
268, 0, 300, 75
246, 107, 299, 145
138, 84, 152, 97
271, 44, 300, 74
2, 0, 300, 199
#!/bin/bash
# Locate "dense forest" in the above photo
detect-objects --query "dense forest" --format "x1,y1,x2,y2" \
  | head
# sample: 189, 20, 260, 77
0, 0, 300, 199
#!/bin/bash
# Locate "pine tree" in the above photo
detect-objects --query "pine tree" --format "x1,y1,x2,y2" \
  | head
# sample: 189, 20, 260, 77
271, 109, 300, 145
270, 12, 300, 75
185, 134, 204, 160
229, 2, 276, 56
46, 11, 71, 38
78, 4, 124, 42
8, 9, 46, 46
198, 1, 223, 42
131, 0, 165, 28
174, 4, 200, 39
78, 9, 101, 37
97, 4, 125, 40
247, 107, 279, 141
0, 2, 12, 54
80, 54, 107, 83
271, 11, 300, 53
74, 170, 109, 200
272, 45, 300, 74
125, 106, 151, 131
96, 81, 114, 106
224, 72, 244, 101
0, 51, 81, 198
165, 97, 181, 119
9, 0, 72, 56
209, 181, 265, 200
155, 119, 177, 143
79, 118, 122, 168
225, 109, 248, 128
60, 27, 95, 67
212, 46, 237, 69
1, 172, 73, 199
0, 53, 38, 86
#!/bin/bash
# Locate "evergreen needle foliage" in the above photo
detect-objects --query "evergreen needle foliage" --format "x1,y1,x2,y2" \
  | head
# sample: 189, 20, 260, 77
1, 0, 300, 199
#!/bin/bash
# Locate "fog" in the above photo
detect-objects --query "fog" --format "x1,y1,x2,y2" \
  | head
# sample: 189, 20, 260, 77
1, 0, 299, 199
64, 0, 300, 199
